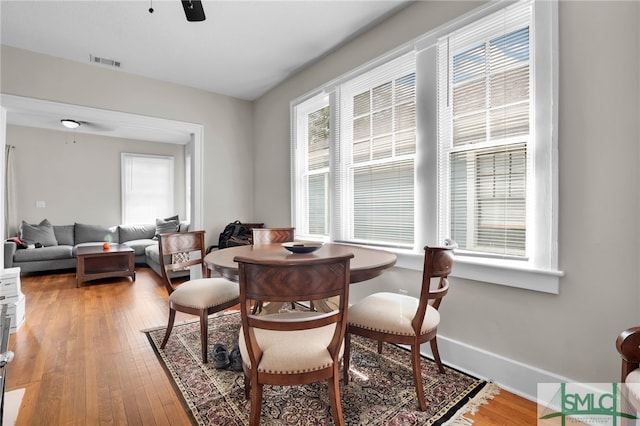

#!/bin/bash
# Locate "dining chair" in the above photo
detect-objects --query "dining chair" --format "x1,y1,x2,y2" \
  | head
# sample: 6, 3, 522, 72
343, 244, 454, 411
158, 230, 240, 363
236, 251, 354, 426
617, 326, 640, 421
251, 227, 296, 313
251, 227, 295, 245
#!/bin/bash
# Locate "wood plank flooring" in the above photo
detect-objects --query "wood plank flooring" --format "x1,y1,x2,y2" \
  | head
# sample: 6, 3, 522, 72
6, 268, 538, 425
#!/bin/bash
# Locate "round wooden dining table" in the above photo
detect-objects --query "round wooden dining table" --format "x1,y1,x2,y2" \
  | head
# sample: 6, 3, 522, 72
204, 242, 397, 284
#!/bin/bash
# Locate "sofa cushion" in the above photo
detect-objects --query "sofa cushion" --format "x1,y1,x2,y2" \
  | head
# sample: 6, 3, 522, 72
53, 225, 75, 246
122, 239, 157, 256
119, 224, 156, 243
14, 245, 72, 262
155, 215, 180, 238
145, 244, 161, 265
75, 223, 118, 244
20, 220, 58, 247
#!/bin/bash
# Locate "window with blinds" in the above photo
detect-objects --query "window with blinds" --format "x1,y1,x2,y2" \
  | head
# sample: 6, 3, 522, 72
307, 106, 330, 235
438, 2, 532, 257
293, 96, 330, 238
291, 0, 558, 286
121, 153, 175, 224
339, 55, 416, 247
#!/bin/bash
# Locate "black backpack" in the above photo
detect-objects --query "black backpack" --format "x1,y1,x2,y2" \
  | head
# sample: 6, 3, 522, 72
217, 221, 253, 249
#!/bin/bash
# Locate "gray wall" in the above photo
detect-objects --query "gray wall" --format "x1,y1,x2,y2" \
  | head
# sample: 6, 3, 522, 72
6, 125, 185, 230
253, 0, 640, 386
1, 45, 255, 247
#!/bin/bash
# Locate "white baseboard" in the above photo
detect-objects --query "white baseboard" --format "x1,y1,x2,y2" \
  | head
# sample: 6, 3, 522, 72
416, 335, 572, 402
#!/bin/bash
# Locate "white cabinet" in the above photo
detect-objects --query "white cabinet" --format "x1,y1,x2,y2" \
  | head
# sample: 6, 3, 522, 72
0, 268, 24, 333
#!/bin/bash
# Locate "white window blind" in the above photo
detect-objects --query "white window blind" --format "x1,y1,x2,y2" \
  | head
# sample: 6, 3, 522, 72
292, 95, 330, 239
121, 153, 174, 224
338, 54, 416, 247
438, 1, 532, 258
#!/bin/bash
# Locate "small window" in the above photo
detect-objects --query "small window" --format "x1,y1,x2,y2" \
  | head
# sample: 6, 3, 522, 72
121, 153, 174, 224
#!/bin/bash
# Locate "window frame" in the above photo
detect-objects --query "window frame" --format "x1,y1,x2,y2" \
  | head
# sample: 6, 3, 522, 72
121, 152, 175, 225
292, 93, 332, 241
290, 0, 562, 293
336, 53, 417, 248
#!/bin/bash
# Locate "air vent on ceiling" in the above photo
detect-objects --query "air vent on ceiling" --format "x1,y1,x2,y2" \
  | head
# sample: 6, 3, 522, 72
89, 55, 121, 68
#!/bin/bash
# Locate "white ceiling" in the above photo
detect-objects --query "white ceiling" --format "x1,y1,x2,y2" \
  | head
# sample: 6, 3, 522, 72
0, 0, 410, 142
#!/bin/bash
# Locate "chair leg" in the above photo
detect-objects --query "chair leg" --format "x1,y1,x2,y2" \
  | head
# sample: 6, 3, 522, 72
249, 382, 264, 426
160, 308, 176, 349
244, 373, 250, 400
411, 344, 427, 411
343, 332, 351, 383
430, 337, 445, 374
199, 310, 208, 363
328, 371, 345, 426
377, 340, 383, 354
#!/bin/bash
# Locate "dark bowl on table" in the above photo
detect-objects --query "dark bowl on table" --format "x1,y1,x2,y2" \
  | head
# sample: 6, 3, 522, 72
281, 242, 323, 254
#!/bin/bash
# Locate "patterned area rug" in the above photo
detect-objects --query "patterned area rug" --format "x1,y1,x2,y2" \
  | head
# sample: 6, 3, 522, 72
144, 312, 499, 425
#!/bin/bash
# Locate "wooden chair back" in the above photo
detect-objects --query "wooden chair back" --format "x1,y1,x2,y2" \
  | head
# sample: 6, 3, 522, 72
158, 231, 207, 295
236, 253, 352, 343
413, 246, 454, 331
617, 326, 640, 382
251, 227, 295, 245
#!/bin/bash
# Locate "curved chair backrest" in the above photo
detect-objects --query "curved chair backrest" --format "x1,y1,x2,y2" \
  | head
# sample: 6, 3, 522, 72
158, 231, 207, 294
236, 253, 353, 351
617, 326, 640, 382
252, 227, 295, 245
414, 245, 454, 328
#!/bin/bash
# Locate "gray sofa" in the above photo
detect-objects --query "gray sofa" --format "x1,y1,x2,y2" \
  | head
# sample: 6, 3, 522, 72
4, 220, 190, 278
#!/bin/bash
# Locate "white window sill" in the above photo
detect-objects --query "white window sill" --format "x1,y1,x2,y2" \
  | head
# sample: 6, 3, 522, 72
393, 250, 564, 294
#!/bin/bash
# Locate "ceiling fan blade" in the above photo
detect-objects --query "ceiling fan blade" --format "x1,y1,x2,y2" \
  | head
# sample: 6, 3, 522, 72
79, 121, 117, 132
181, 0, 206, 22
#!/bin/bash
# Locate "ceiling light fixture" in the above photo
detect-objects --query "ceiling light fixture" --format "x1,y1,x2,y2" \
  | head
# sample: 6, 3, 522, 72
61, 119, 81, 129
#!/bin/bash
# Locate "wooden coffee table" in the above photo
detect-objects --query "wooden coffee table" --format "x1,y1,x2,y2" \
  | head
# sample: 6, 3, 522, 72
76, 244, 136, 287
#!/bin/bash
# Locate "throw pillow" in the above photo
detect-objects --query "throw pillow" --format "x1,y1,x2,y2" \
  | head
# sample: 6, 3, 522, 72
20, 219, 58, 247
75, 223, 118, 245
155, 215, 180, 238
53, 224, 75, 246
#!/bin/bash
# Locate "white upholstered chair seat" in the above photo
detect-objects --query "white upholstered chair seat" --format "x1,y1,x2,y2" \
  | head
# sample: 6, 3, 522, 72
169, 278, 240, 309
348, 292, 440, 336
626, 369, 640, 406
239, 312, 342, 374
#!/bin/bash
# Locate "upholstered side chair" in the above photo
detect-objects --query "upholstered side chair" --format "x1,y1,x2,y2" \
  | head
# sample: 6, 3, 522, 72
251, 227, 296, 313
617, 326, 640, 421
236, 251, 353, 426
343, 244, 454, 411
158, 230, 240, 363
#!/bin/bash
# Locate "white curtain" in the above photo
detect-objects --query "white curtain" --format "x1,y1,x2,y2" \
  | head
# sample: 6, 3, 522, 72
5, 145, 17, 238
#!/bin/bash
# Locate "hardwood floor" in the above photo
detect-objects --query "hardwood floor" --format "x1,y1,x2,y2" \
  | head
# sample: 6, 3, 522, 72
7, 268, 537, 425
